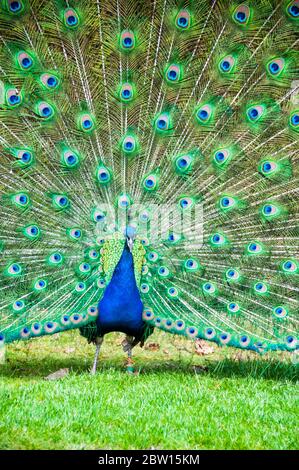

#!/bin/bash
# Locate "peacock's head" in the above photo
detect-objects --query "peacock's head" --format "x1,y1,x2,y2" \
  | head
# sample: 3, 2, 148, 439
125, 225, 137, 252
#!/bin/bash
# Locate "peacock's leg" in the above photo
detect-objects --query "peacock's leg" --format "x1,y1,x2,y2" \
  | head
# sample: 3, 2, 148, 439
122, 335, 135, 374
126, 347, 135, 374
91, 336, 104, 375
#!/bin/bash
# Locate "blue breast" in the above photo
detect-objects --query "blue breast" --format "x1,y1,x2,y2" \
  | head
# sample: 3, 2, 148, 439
97, 243, 144, 338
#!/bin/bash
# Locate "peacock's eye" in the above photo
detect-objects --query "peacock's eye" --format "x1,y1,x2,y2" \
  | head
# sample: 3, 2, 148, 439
21, 152, 30, 162
210, 231, 228, 248
246, 104, 265, 123
120, 30, 135, 51
236, 11, 245, 21
196, 104, 213, 125
178, 17, 187, 27
180, 198, 189, 208
67, 227, 82, 241
37, 101, 55, 119
213, 148, 231, 168
227, 302, 240, 314
143, 173, 159, 191
263, 162, 272, 172
17, 51, 34, 71
178, 157, 187, 167
52, 194, 70, 210
124, 37, 132, 46
287, 1, 299, 18
254, 282, 268, 294
165, 64, 182, 84
48, 252, 64, 266
267, 58, 285, 77
99, 171, 107, 181
117, 194, 131, 209
226, 268, 240, 281
232, 4, 251, 25
67, 15, 76, 25
22, 57, 31, 68
23, 224, 41, 240
47, 76, 57, 87
64, 8, 80, 28
240, 335, 250, 347
221, 61, 230, 71
273, 306, 288, 318
175, 9, 191, 30
13, 192, 30, 209
154, 112, 171, 132
119, 83, 134, 102
8, 94, 20, 105
198, 109, 207, 120
203, 282, 216, 294
168, 287, 178, 298
9, 1, 22, 12
290, 113, 299, 127
219, 196, 236, 210
282, 259, 298, 273
247, 241, 263, 255
216, 151, 224, 161
219, 56, 235, 73
249, 108, 258, 118
78, 113, 95, 132
40, 73, 60, 90
270, 62, 279, 73
261, 203, 279, 218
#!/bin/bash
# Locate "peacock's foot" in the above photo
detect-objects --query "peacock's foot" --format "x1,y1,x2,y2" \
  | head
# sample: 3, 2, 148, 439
90, 336, 104, 375
90, 366, 97, 375
126, 357, 135, 374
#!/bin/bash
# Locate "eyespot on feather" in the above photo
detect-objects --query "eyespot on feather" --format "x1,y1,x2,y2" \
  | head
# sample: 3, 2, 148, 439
63, 8, 80, 29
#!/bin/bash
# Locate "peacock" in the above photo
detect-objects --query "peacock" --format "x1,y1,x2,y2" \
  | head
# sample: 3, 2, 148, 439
0, 0, 298, 375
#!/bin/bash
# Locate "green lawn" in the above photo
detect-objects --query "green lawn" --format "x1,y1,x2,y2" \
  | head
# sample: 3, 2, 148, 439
0, 330, 298, 450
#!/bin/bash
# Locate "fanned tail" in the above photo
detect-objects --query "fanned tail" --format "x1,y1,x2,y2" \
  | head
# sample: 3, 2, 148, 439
0, 0, 298, 353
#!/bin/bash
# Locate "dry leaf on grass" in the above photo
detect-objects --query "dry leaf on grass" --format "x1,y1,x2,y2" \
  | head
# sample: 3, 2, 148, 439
44, 368, 69, 381
144, 342, 160, 351
194, 339, 214, 355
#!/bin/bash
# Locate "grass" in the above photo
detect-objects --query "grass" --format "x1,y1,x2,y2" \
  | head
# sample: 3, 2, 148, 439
0, 329, 298, 450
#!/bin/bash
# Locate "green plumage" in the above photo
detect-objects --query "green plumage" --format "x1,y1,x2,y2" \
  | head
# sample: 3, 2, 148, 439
0, 0, 298, 355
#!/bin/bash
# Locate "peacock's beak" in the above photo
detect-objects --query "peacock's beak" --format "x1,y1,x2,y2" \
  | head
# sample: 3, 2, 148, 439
127, 236, 133, 252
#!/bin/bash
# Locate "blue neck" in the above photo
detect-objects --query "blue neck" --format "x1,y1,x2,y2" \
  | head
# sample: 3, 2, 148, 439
97, 244, 144, 338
